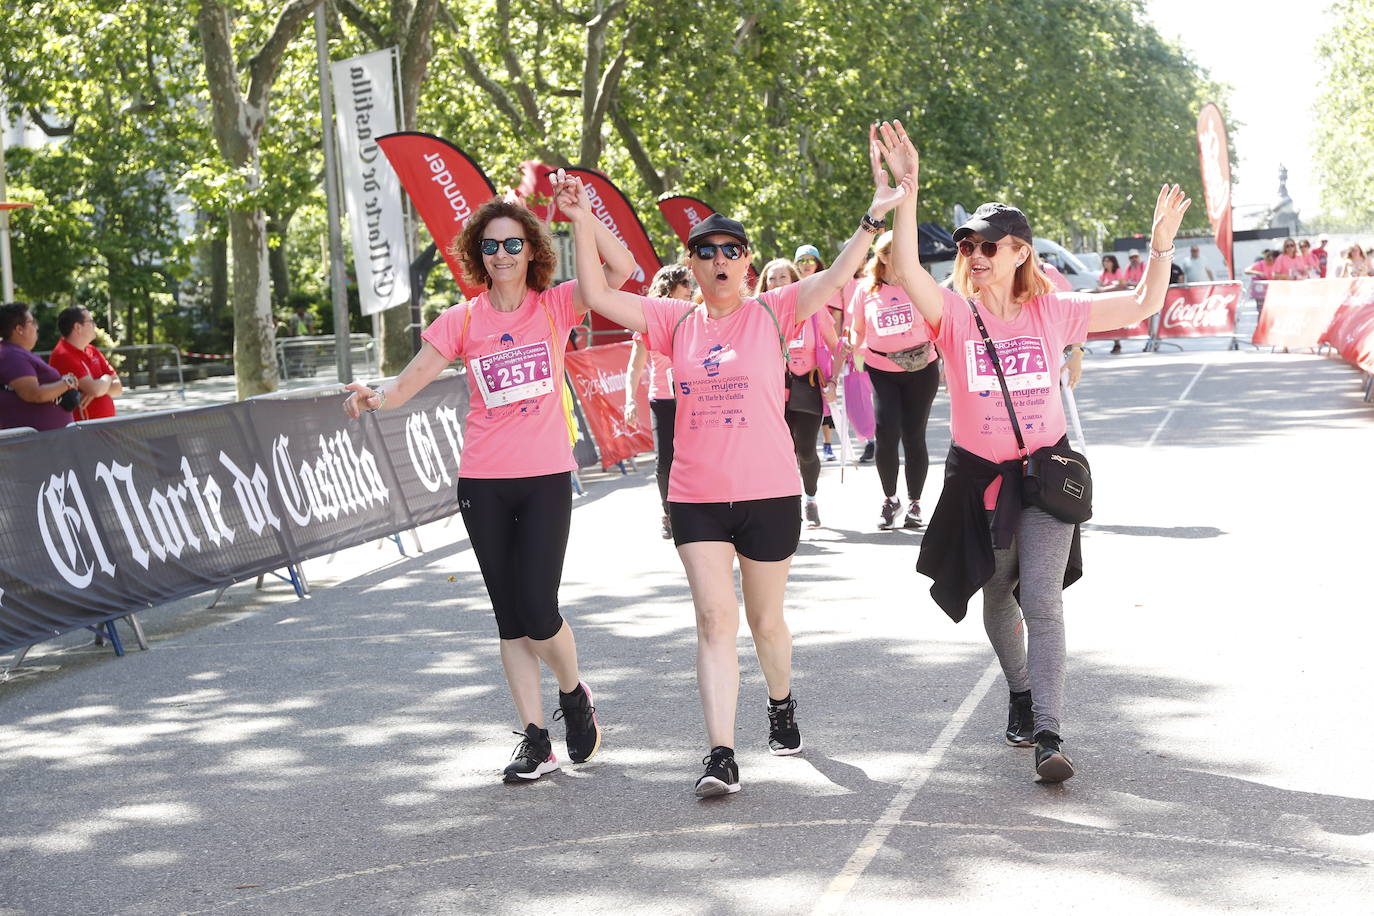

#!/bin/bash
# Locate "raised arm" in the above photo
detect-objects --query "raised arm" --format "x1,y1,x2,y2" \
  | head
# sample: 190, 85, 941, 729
570, 194, 638, 315
793, 125, 911, 321
624, 337, 648, 427
556, 171, 648, 333
1086, 185, 1192, 333
877, 121, 945, 331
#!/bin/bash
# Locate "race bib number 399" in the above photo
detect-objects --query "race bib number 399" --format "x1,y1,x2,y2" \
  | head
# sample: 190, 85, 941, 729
472, 341, 554, 407
964, 336, 1051, 393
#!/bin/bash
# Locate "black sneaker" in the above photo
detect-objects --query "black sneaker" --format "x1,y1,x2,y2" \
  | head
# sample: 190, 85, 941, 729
859, 440, 875, 463
502, 724, 560, 783
552, 680, 601, 764
695, 746, 741, 797
660, 514, 673, 540
1005, 693, 1034, 747
903, 500, 923, 529
804, 498, 821, 528
767, 697, 803, 756
878, 497, 901, 529
1034, 730, 1075, 782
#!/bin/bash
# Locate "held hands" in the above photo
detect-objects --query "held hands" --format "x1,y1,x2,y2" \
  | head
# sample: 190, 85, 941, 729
552, 169, 592, 225
341, 381, 383, 419
1150, 184, 1192, 251
624, 398, 638, 428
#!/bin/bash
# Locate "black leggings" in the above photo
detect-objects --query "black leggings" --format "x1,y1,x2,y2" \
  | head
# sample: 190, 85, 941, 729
868, 362, 940, 501
650, 398, 676, 514
785, 408, 823, 497
456, 472, 572, 641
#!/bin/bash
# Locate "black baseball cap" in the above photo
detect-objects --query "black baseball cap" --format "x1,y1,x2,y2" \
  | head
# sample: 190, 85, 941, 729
952, 202, 1032, 244
687, 213, 750, 248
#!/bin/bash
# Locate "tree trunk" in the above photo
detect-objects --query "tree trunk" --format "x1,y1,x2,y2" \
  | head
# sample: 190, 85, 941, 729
208, 226, 228, 322
229, 207, 279, 398
267, 210, 293, 309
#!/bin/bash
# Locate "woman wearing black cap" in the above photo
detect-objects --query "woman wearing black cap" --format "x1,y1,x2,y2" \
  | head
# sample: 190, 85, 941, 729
876, 121, 1190, 783
554, 149, 907, 797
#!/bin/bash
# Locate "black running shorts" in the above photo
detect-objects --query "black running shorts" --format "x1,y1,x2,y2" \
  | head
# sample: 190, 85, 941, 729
668, 495, 801, 562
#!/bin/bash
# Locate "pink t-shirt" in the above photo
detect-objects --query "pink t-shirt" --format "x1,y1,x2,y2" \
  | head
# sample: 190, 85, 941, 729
1043, 262, 1073, 292
1098, 268, 1124, 288
421, 281, 581, 479
632, 331, 673, 399
787, 309, 839, 378
1272, 254, 1303, 278
851, 282, 935, 373
1123, 261, 1145, 284
937, 287, 1091, 508
643, 285, 802, 503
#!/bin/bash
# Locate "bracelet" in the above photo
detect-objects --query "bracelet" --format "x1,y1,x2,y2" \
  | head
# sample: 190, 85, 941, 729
860, 212, 885, 234
1149, 245, 1175, 261
366, 387, 387, 412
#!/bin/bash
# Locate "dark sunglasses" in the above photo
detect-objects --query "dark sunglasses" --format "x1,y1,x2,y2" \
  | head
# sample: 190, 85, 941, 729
691, 242, 746, 261
480, 237, 526, 256
957, 239, 1008, 258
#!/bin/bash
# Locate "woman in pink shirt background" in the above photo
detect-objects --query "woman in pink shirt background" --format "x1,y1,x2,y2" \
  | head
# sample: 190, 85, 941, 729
877, 120, 1191, 785
342, 197, 634, 785
557, 146, 908, 796
1271, 238, 1304, 279
1096, 254, 1126, 291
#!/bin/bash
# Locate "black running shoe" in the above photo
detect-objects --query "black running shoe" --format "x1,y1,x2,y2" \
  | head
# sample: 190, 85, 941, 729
767, 697, 803, 756
903, 500, 923, 529
1005, 693, 1034, 747
552, 680, 601, 764
859, 440, 875, 463
695, 746, 741, 797
878, 497, 901, 529
1034, 730, 1075, 782
502, 724, 559, 783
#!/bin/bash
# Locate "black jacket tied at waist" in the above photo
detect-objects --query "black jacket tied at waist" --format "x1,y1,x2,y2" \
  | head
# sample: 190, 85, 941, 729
916, 442, 1083, 623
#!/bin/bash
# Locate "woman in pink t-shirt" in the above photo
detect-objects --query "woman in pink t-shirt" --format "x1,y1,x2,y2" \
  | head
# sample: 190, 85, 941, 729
556, 152, 908, 797
849, 230, 940, 530
625, 264, 695, 540
1271, 239, 1304, 279
342, 197, 634, 785
1096, 255, 1126, 291
876, 120, 1192, 784
757, 258, 841, 528
794, 243, 848, 461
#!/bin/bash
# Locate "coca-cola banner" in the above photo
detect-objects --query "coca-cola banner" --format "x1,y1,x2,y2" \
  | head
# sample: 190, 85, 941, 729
658, 195, 717, 247
1253, 278, 1374, 349
1196, 103, 1235, 280
376, 132, 497, 299
563, 342, 654, 469
1156, 282, 1243, 339
0, 378, 469, 653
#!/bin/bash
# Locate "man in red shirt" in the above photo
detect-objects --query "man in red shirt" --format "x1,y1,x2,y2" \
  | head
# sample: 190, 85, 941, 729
1312, 236, 1330, 277
48, 306, 122, 421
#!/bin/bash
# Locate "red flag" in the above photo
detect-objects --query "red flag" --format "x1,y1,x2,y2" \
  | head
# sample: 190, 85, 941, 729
657, 195, 717, 246
561, 167, 660, 295
376, 132, 497, 299
563, 342, 655, 469
516, 160, 557, 222
1196, 104, 1235, 280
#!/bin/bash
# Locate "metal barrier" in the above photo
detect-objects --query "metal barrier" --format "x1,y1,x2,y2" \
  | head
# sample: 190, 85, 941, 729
275, 334, 376, 382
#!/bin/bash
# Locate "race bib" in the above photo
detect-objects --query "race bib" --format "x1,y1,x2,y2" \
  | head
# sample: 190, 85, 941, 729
471, 341, 555, 407
872, 298, 914, 336
964, 336, 1052, 394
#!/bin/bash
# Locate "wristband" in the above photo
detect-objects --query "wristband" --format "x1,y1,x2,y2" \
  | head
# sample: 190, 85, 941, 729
860, 213, 885, 234
1149, 246, 1175, 261
366, 387, 387, 412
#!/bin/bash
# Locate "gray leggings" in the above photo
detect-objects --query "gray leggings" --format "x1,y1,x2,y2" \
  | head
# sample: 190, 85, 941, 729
982, 507, 1075, 737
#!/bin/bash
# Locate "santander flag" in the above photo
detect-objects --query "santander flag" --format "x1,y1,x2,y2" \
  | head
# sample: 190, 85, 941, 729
1196, 104, 1234, 280
658, 195, 717, 246
562, 167, 660, 295
376, 132, 497, 299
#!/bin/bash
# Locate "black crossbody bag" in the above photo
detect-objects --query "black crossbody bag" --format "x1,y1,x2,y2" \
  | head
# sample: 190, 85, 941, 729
967, 298, 1092, 524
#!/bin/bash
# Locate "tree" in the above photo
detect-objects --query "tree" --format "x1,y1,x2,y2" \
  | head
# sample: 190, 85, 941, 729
197, 0, 320, 398
1313, 0, 1374, 228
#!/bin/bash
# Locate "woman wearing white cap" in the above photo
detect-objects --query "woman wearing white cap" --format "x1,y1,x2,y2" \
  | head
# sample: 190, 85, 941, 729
793, 243, 848, 461
876, 121, 1190, 783
555, 144, 909, 796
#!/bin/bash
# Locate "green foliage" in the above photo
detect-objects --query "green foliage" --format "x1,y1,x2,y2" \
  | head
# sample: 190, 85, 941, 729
1313, 0, 1374, 228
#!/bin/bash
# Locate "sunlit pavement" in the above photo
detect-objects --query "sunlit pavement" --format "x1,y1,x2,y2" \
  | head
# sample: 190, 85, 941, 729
2, 334, 1372, 915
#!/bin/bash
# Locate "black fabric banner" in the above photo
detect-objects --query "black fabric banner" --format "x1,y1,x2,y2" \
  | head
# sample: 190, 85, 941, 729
0, 376, 469, 652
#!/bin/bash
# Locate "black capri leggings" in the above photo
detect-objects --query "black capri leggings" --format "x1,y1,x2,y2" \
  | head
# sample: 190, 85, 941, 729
785, 408, 823, 497
456, 472, 572, 641
868, 361, 940, 501
650, 398, 676, 514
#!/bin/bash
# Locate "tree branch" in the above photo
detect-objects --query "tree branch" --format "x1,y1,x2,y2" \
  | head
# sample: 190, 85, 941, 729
27, 109, 76, 137
246, 0, 321, 114
611, 105, 667, 197
494, 0, 545, 130
334, 0, 388, 45
196, 0, 249, 163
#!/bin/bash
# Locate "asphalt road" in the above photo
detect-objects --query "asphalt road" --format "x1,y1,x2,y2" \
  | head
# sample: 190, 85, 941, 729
2, 342, 1372, 915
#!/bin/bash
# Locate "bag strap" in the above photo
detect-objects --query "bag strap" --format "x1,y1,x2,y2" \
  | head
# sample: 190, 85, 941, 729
669, 298, 788, 362
966, 297, 1029, 459
669, 303, 697, 348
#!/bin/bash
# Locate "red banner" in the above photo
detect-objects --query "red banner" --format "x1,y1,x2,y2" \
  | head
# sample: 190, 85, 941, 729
515, 159, 557, 222
657, 195, 717, 246
1196, 103, 1235, 280
1253, 278, 1374, 348
1156, 282, 1243, 339
376, 132, 497, 299
563, 342, 655, 469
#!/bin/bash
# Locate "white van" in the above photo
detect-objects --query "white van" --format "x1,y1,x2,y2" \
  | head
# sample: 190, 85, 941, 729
925, 238, 1096, 290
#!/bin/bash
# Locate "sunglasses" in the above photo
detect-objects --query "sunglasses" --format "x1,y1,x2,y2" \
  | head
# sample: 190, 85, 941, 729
480, 237, 526, 256
956, 239, 1010, 258
691, 242, 746, 261
797, 256, 820, 265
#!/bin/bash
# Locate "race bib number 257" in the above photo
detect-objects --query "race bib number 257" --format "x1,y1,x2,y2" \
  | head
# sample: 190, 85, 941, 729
472, 341, 554, 407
